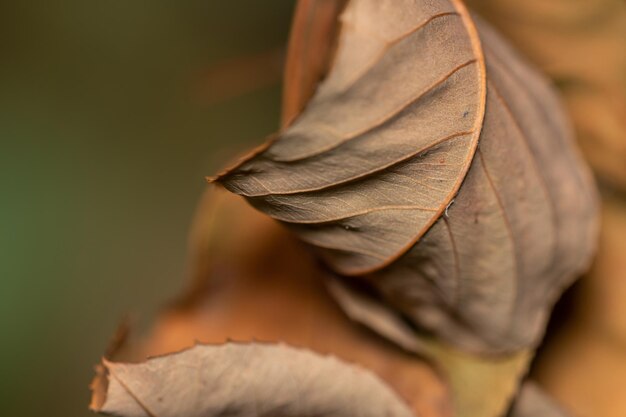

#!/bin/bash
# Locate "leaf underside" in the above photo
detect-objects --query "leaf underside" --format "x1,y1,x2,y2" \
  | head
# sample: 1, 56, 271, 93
215, 0, 486, 276
214, 0, 598, 354
367, 15, 598, 353
88, 2, 602, 417
92, 343, 415, 417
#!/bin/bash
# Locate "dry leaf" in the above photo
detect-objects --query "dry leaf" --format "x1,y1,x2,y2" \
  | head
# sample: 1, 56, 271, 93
92, 187, 451, 417
90, 188, 554, 417
364, 14, 598, 354
211, 2, 597, 415
89, 2, 599, 416
216, 0, 486, 276
213, 0, 598, 354
91, 342, 415, 417
89, 187, 570, 417
460, 3, 626, 416
466, 0, 626, 191
328, 276, 532, 417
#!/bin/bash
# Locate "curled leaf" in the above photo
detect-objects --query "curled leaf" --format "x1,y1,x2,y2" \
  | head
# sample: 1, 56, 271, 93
91, 342, 416, 417
364, 15, 598, 353
92, 187, 450, 417
328, 277, 533, 417
215, 0, 487, 275
213, 0, 598, 354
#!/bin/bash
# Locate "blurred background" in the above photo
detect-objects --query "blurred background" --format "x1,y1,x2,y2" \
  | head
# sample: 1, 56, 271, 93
0, 1, 295, 415
2, 1, 625, 417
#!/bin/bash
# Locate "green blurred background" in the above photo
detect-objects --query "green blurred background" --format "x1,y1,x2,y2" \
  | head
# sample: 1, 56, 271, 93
0, 1, 295, 415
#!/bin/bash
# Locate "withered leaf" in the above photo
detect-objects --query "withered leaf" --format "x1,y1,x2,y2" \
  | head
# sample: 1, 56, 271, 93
215, 0, 487, 275
91, 342, 416, 417
213, 0, 598, 354
466, 0, 626, 191
328, 276, 532, 417
364, 15, 599, 354
86, 1, 602, 416
93, 187, 450, 417
90, 186, 562, 417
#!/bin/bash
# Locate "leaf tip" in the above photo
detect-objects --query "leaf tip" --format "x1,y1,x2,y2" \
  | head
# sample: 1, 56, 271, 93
205, 175, 219, 184
206, 133, 280, 189
89, 360, 110, 413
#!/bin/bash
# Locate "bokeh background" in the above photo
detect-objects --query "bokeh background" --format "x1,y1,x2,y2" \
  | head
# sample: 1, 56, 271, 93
0, 2, 295, 415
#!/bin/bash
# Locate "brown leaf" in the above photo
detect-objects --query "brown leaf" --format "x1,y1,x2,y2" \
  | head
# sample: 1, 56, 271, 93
92, 187, 451, 417
89, 2, 601, 416
215, 0, 486, 277
466, 0, 626, 191
212, 0, 598, 354
91, 342, 416, 417
89, 186, 564, 417
328, 276, 532, 417
364, 15, 598, 354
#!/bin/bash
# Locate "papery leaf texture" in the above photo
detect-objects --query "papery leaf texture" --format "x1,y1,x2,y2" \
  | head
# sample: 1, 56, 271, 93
216, 0, 486, 276
91, 342, 415, 417
90, 187, 450, 417
362, 15, 598, 353
214, 0, 599, 354
89, 186, 569, 417
327, 276, 532, 417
